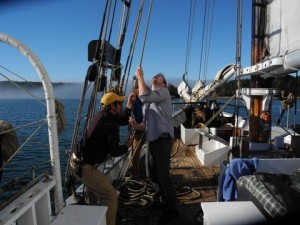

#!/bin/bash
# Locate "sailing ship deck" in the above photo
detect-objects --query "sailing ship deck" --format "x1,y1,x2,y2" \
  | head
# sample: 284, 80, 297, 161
118, 138, 220, 225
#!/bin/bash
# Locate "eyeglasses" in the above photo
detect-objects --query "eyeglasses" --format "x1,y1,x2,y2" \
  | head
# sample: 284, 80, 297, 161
115, 101, 123, 106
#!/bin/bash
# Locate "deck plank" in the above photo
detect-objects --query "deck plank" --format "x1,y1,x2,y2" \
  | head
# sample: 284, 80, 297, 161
118, 138, 220, 225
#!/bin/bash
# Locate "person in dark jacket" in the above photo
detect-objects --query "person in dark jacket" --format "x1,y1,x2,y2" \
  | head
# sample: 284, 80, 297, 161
78, 91, 135, 225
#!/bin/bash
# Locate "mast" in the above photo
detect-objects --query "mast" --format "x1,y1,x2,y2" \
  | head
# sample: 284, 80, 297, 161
248, 0, 272, 151
239, 0, 300, 154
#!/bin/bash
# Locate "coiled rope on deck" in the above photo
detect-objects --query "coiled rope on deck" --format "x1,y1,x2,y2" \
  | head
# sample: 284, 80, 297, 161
117, 176, 202, 218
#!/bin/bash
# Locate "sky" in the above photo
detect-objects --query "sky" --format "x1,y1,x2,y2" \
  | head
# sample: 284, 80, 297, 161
0, 0, 252, 88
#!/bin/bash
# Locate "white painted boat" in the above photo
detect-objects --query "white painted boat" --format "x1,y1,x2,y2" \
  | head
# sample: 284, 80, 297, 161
1, 0, 300, 225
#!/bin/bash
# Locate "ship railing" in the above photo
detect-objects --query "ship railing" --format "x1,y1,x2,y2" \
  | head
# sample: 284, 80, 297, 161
0, 174, 56, 225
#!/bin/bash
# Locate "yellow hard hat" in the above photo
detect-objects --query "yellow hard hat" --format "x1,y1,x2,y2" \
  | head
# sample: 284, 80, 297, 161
101, 92, 126, 106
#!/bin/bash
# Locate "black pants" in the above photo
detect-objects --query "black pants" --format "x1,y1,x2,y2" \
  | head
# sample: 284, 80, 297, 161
149, 136, 178, 212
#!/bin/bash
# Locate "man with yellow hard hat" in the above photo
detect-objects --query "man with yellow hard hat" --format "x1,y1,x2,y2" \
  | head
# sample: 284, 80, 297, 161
76, 91, 136, 225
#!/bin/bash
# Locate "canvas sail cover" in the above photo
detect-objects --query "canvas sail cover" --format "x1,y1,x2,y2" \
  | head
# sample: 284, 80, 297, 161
266, 0, 300, 58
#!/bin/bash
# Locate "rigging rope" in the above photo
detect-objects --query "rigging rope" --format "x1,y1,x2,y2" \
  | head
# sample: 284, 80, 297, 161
198, 0, 208, 81
108, 0, 118, 42
87, 0, 133, 122
117, 0, 132, 49
65, 0, 153, 197
0, 65, 67, 134
294, 71, 298, 134
123, 0, 152, 126
203, 0, 215, 80
233, 0, 243, 147
0, 69, 45, 106
122, 0, 153, 95
184, 0, 196, 79
64, 76, 90, 181
1, 120, 47, 170
280, 90, 295, 110
139, 0, 153, 66
93, 0, 109, 61
198, 0, 214, 82
120, 0, 145, 94
115, 0, 154, 188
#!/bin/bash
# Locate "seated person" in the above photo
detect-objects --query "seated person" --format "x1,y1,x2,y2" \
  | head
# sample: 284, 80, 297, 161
192, 105, 206, 128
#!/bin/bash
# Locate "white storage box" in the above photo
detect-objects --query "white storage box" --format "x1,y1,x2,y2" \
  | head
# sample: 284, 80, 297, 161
180, 124, 209, 146
195, 140, 229, 166
52, 205, 107, 225
201, 201, 267, 225
210, 127, 233, 142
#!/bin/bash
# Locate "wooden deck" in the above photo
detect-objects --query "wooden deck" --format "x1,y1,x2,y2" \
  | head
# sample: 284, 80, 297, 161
118, 138, 220, 225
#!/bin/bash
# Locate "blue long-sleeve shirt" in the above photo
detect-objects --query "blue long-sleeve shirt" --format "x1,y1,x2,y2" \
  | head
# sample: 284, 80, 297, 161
133, 97, 143, 124
139, 87, 174, 142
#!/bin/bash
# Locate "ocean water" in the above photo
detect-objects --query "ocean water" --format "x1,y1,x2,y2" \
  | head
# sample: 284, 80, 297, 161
0, 98, 299, 203
0, 99, 130, 203
0, 99, 75, 202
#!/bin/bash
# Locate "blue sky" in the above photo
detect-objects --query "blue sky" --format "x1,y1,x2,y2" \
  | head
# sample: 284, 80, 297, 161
0, 0, 252, 86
